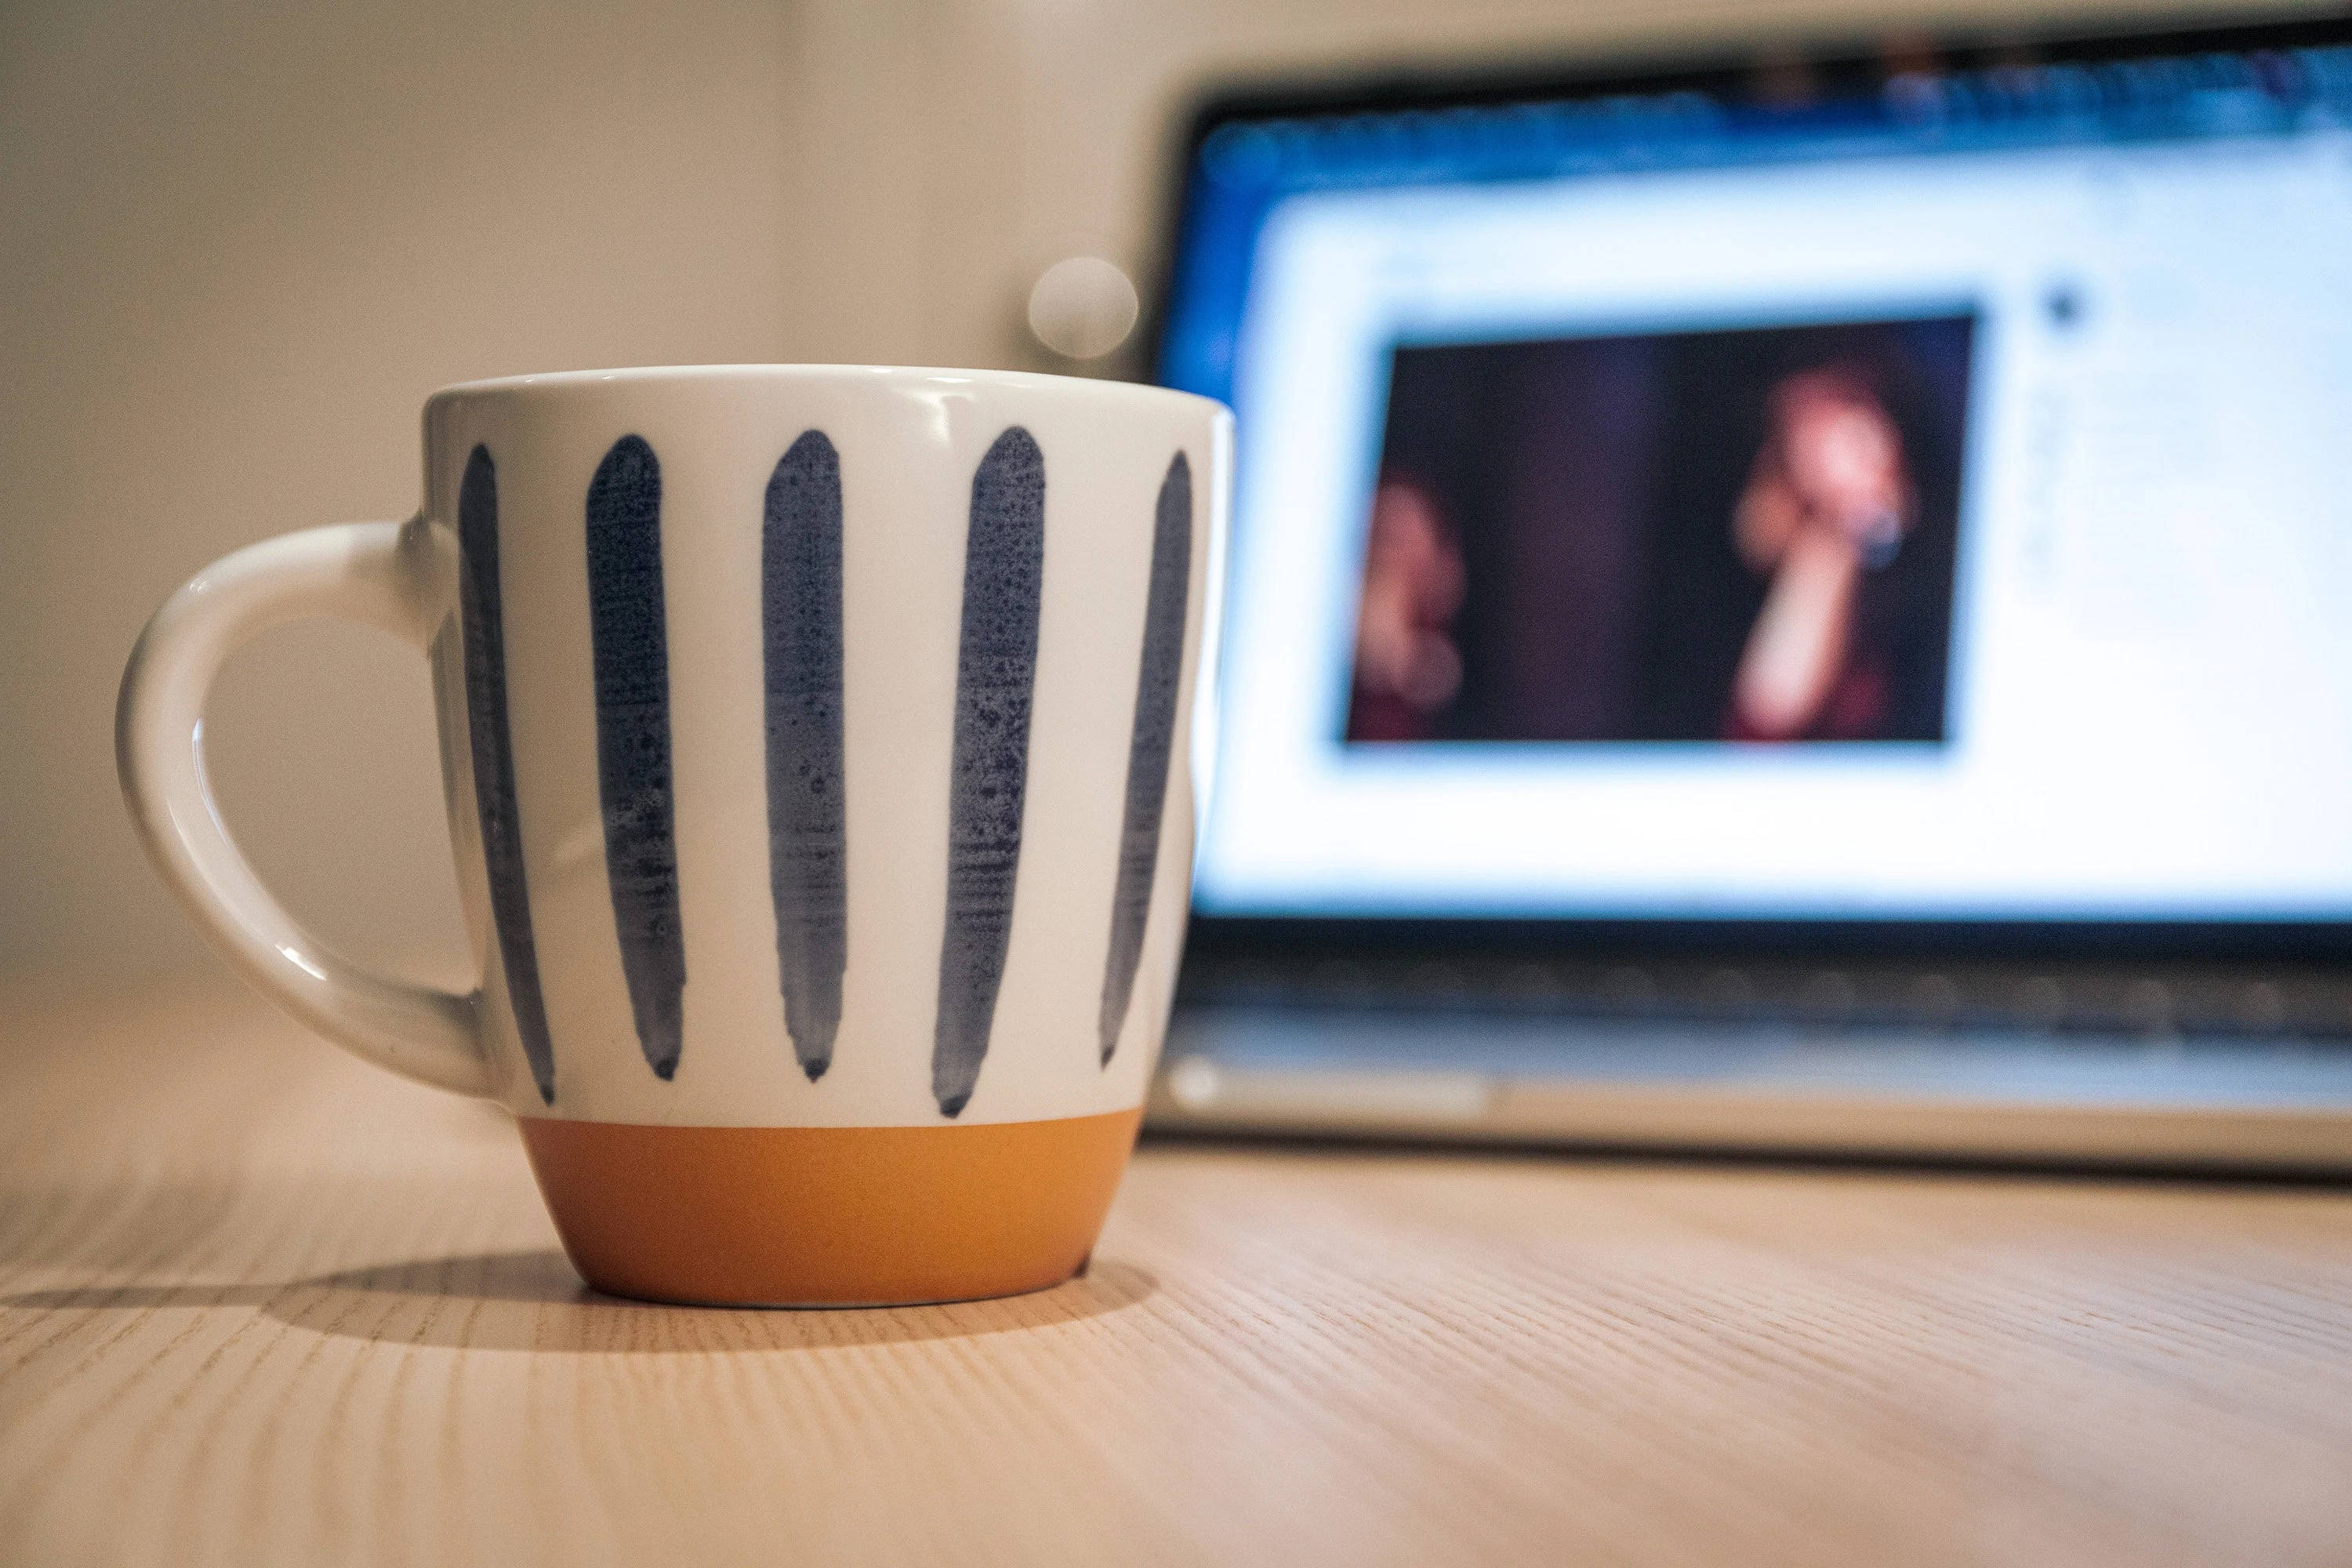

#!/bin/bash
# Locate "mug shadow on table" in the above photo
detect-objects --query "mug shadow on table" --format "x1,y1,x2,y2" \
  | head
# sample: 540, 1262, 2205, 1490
2, 1249, 1160, 1353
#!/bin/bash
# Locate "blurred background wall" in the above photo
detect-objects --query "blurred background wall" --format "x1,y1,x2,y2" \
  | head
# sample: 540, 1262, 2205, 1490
0, 0, 2281, 988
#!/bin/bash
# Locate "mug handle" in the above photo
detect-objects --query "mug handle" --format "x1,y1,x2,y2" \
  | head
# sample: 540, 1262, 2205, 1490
115, 519, 494, 1098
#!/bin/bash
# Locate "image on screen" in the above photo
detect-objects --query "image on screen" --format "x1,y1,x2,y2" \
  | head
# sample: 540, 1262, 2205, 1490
1347, 315, 1973, 747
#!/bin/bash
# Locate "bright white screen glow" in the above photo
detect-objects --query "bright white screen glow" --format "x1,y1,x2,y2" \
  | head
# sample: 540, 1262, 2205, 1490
1197, 132, 2352, 919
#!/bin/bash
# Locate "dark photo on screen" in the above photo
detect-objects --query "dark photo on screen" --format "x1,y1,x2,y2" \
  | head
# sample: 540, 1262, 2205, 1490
1345, 314, 1974, 746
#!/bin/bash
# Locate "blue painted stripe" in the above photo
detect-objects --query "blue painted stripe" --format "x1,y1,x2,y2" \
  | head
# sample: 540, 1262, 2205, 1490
933, 427, 1044, 1118
457, 445, 557, 1102
585, 435, 685, 1080
1098, 452, 1192, 1065
763, 430, 847, 1081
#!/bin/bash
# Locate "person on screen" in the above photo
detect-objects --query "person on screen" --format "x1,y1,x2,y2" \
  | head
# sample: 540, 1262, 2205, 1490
1724, 363, 1917, 741
1347, 476, 1467, 742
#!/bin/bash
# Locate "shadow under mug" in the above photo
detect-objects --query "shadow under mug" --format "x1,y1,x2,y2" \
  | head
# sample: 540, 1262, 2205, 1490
118, 365, 1231, 1306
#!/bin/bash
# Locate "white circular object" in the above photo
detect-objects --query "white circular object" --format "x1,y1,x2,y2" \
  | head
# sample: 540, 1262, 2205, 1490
1027, 255, 1139, 361
1166, 1054, 1223, 1110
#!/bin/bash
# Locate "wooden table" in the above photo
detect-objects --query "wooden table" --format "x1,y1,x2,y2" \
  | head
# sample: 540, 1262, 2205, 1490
5, 972, 2351, 1566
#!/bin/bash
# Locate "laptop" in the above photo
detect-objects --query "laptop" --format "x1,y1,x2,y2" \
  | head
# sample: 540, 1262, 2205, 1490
1144, 12, 2352, 1171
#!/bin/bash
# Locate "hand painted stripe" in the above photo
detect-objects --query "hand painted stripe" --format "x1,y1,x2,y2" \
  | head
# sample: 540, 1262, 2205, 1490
457, 445, 557, 1103
762, 430, 847, 1081
1097, 452, 1192, 1065
586, 435, 685, 1080
933, 427, 1044, 1118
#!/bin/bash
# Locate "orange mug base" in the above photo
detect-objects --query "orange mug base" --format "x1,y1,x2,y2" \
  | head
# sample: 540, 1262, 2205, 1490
517, 1108, 1143, 1308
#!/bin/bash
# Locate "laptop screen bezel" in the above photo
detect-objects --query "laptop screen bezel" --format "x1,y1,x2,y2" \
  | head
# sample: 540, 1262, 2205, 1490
1149, 8, 2352, 966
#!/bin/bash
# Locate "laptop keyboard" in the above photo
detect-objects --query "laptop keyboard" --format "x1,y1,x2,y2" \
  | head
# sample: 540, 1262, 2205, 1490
1176, 953, 2352, 1043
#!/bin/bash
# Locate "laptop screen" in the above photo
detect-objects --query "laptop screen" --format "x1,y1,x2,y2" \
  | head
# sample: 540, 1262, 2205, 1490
1158, 27, 2352, 925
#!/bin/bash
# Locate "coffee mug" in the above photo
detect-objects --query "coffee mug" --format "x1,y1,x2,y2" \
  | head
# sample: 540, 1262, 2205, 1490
118, 365, 1230, 1305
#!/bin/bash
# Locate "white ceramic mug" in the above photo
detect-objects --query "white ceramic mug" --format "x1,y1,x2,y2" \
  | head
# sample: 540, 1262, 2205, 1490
118, 365, 1230, 1305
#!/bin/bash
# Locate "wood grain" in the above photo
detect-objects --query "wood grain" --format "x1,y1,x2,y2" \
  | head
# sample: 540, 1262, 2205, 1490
5, 971, 2352, 1567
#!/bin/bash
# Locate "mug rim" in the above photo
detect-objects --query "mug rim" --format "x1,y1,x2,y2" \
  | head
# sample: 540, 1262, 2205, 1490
427, 362, 1229, 415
